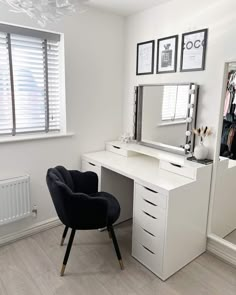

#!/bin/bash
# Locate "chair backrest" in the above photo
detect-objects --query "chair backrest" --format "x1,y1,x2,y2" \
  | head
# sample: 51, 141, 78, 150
46, 166, 74, 226
52, 166, 74, 191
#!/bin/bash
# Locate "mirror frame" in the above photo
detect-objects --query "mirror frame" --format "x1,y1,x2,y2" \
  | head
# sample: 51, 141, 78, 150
133, 83, 199, 155
207, 61, 236, 261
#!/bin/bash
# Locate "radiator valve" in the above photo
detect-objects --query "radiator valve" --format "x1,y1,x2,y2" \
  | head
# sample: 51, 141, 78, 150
32, 205, 38, 217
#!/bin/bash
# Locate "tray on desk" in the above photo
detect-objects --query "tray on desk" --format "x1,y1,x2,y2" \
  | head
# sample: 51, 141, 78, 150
187, 156, 213, 165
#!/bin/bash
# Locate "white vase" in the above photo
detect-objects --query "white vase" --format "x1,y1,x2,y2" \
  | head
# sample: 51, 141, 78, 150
194, 142, 208, 160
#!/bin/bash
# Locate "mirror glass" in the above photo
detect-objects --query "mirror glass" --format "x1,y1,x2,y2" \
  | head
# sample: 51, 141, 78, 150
211, 62, 236, 246
136, 84, 198, 154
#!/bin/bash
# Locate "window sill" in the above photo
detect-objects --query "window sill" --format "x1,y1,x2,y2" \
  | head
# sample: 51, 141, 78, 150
0, 132, 74, 144
158, 120, 186, 127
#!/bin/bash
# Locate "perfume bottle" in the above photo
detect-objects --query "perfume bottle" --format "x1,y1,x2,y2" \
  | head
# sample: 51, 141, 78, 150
161, 44, 172, 68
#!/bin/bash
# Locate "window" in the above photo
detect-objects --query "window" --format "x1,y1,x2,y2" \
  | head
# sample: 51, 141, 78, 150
0, 24, 63, 136
161, 85, 189, 122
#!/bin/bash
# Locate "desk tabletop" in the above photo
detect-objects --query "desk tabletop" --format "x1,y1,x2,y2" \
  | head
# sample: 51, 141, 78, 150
82, 151, 194, 193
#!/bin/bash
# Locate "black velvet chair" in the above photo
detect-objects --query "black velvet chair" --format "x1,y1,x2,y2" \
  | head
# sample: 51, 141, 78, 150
46, 166, 123, 276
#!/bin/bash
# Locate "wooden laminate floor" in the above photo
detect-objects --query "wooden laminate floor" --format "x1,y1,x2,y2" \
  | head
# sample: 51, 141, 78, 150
0, 221, 236, 295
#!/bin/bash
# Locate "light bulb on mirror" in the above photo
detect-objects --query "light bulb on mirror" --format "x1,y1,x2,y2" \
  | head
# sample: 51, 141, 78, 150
188, 103, 194, 109
186, 130, 191, 136
185, 144, 190, 150
188, 89, 195, 95
186, 117, 192, 123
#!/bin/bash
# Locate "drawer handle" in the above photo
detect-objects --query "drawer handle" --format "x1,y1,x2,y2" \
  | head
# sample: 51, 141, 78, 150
143, 198, 157, 207
142, 228, 156, 237
142, 210, 157, 220
88, 162, 96, 166
144, 186, 158, 193
142, 245, 155, 255
112, 145, 121, 150
170, 162, 182, 168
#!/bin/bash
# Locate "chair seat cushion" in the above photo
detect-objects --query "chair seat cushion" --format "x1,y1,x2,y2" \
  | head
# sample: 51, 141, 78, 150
92, 192, 120, 225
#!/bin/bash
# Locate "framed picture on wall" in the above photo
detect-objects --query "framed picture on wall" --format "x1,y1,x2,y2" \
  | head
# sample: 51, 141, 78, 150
180, 28, 208, 72
156, 35, 178, 74
136, 40, 155, 75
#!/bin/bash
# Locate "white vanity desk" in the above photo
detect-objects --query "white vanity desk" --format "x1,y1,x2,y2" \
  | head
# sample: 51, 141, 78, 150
82, 141, 212, 281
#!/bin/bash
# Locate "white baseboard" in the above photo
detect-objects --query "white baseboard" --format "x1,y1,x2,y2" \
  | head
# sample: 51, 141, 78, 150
207, 234, 236, 267
0, 217, 62, 247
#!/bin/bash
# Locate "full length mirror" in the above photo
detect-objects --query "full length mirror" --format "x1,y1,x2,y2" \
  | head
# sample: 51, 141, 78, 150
211, 62, 236, 247
135, 83, 199, 154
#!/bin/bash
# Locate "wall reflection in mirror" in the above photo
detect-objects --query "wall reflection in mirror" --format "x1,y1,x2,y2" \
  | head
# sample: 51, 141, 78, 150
136, 84, 198, 154
212, 62, 236, 246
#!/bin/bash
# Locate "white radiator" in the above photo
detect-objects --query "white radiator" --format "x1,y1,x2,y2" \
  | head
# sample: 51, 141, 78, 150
0, 175, 31, 225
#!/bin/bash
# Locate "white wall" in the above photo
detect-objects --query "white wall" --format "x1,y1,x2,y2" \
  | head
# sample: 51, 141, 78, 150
123, 0, 236, 157
0, 5, 124, 238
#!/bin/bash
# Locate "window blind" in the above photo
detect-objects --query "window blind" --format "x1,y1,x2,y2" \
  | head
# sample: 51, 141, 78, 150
0, 32, 12, 135
0, 25, 61, 136
48, 40, 60, 131
161, 85, 189, 121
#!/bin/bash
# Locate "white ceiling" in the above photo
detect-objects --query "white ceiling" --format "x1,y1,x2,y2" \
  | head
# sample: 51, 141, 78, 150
88, 0, 170, 16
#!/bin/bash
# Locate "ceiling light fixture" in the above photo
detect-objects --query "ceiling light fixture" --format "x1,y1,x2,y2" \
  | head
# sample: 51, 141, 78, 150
0, 0, 88, 26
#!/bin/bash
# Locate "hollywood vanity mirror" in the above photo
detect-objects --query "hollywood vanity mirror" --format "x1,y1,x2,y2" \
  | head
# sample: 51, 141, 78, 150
134, 83, 199, 155
209, 61, 236, 259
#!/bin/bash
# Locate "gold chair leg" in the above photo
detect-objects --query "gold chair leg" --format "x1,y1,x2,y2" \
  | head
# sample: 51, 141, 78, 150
108, 225, 124, 270
60, 229, 76, 277
60, 264, 66, 276
107, 228, 112, 239
119, 259, 124, 270
60, 237, 65, 246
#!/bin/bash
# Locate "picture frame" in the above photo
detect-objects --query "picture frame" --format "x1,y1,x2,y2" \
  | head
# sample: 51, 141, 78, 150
136, 40, 155, 75
156, 35, 178, 74
180, 28, 208, 72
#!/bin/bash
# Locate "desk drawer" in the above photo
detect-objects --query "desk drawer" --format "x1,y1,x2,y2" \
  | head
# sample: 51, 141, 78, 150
81, 160, 101, 190
133, 206, 165, 237
132, 240, 162, 275
135, 183, 167, 209
106, 143, 128, 156
106, 142, 137, 157
133, 223, 163, 254
159, 160, 196, 180
135, 190, 165, 219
